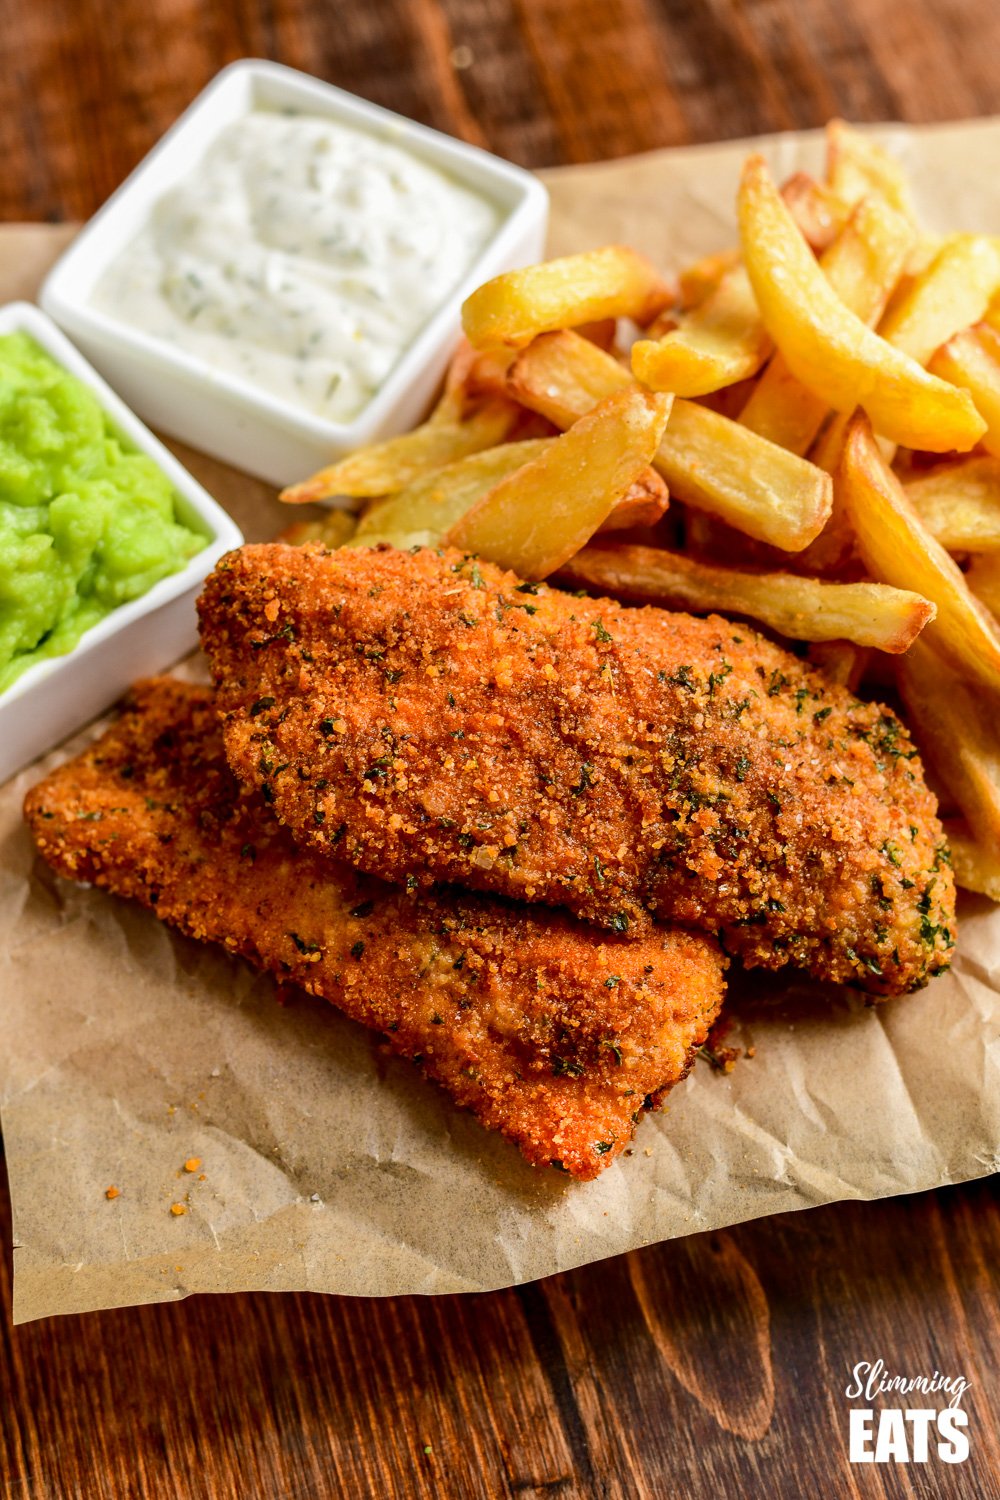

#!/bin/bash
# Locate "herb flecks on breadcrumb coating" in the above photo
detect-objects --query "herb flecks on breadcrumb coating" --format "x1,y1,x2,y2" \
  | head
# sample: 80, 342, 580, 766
23, 678, 725, 1179
200, 543, 955, 997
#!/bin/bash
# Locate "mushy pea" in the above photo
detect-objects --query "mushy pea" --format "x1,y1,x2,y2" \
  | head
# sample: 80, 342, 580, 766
0, 332, 206, 693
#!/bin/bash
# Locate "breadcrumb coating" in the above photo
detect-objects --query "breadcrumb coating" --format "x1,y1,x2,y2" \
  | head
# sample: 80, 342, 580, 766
23, 678, 725, 1179
199, 543, 956, 997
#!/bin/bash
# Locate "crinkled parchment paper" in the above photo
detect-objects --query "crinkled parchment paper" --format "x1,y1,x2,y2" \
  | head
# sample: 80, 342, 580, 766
3, 121, 999, 1323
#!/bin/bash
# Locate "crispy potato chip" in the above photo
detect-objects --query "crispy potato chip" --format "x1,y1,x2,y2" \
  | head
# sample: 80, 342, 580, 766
896, 639, 1000, 851
840, 416, 1000, 690
738, 156, 985, 451
445, 389, 672, 578
555, 542, 933, 651
461, 247, 671, 349
904, 456, 1000, 553
739, 195, 912, 453
280, 401, 520, 504
507, 331, 831, 550
631, 265, 771, 395
878, 235, 1000, 366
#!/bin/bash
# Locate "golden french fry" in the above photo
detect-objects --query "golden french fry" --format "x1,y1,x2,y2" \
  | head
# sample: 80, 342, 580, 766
677, 508, 793, 572
737, 156, 985, 452
576, 318, 619, 351
903, 456, 1000, 553
442, 338, 479, 402
631, 265, 771, 395
677, 248, 741, 310
803, 410, 900, 576
658, 400, 832, 551
877, 236, 1000, 366
943, 823, 1000, 900
904, 236, 947, 278
694, 376, 758, 422
738, 355, 824, 455
642, 311, 678, 341
806, 640, 869, 689
445, 390, 672, 578
794, 445, 859, 577
896, 639, 1000, 852
505, 329, 626, 414
555, 542, 933, 651
428, 381, 465, 427
440, 339, 517, 418
507, 331, 832, 551
827, 115, 939, 280
352, 440, 553, 543
966, 552, 1000, 618
347, 527, 440, 552
811, 192, 915, 321
280, 401, 520, 504
929, 324, 1000, 458
825, 120, 917, 222
739, 195, 913, 453
350, 439, 667, 548
810, 411, 858, 475
780, 172, 851, 251
461, 247, 672, 350
840, 416, 1000, 691
810, 406, 897, 481
982, 292, 1000, 338
596, 467, 670, 532
278, 510, 359, 549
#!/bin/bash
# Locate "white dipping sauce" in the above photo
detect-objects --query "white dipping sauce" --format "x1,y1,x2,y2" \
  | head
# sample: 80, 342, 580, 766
91, 109, 499, 422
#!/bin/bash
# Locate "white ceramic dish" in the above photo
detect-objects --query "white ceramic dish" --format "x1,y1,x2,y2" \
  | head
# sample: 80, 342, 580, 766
0, 302, 242, 782
40, 60, 550, 489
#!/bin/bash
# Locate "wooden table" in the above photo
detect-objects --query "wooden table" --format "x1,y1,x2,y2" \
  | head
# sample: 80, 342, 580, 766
3, 3, 999, 1495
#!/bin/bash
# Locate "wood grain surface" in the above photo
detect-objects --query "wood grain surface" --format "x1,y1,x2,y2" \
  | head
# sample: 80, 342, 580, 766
3, 1163, 999, 1499
5, 0, 1000, 221
2, 1, 1000, 1496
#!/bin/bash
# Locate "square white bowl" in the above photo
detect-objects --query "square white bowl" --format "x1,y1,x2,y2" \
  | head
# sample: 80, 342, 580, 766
0, 302, 242, 782
40, 59, 550, 489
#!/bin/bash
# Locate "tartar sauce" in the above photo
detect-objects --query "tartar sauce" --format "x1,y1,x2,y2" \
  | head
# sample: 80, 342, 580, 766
91, 109, 499, 421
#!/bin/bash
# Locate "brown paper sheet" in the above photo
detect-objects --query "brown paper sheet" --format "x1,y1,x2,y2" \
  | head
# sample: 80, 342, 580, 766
3, 121, 999, 1323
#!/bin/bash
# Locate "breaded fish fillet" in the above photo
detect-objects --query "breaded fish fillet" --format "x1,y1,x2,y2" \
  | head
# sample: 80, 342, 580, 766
23, 678, 725, 1180
199, 544, 956, 997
